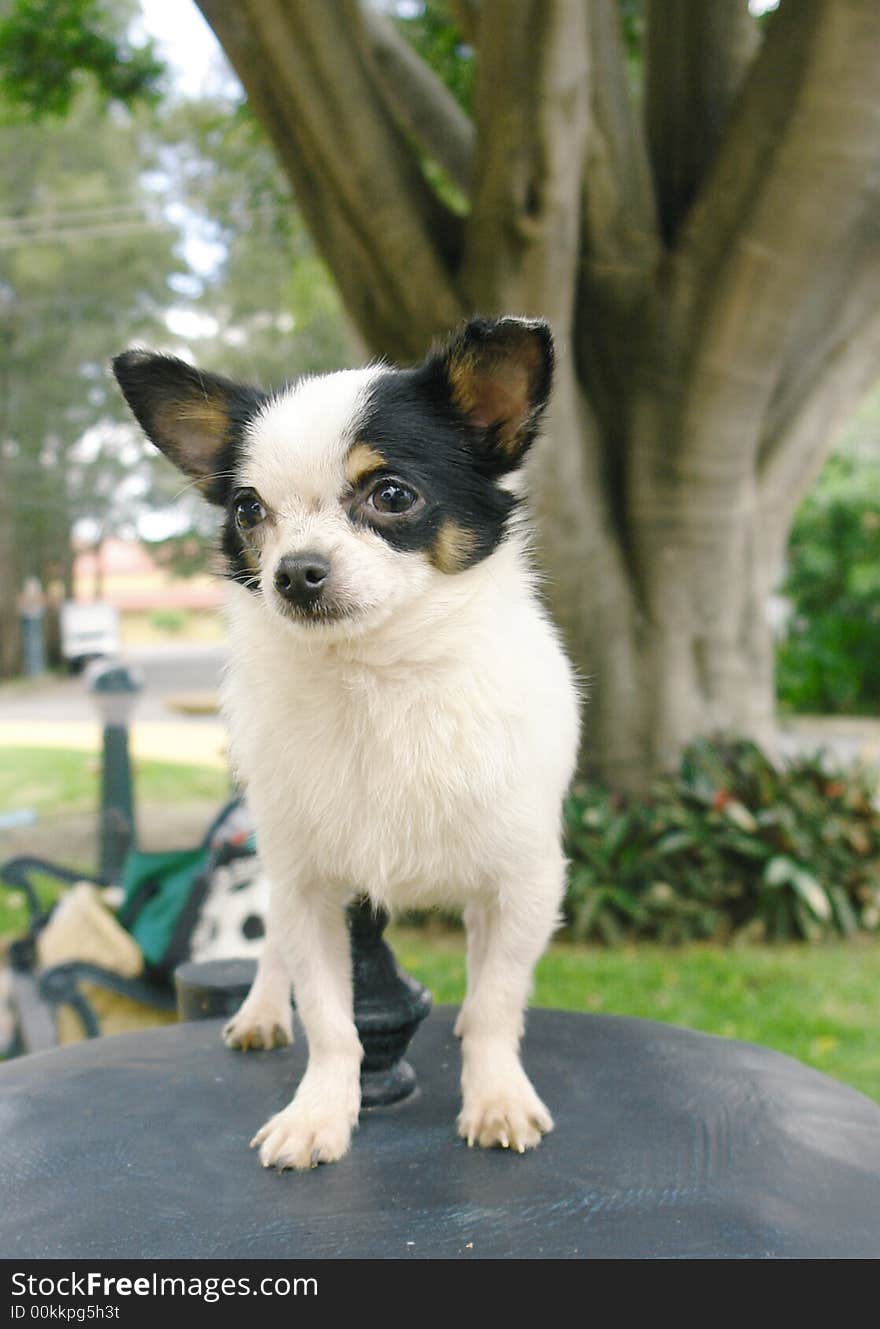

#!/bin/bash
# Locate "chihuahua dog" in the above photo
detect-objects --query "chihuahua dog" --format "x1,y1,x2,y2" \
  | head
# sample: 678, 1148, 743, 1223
113, 317, 579, 1170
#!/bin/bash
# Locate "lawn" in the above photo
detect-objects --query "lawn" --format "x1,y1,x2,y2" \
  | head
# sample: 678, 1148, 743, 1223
0, 746, 228, 821
390, 925, 880, 1104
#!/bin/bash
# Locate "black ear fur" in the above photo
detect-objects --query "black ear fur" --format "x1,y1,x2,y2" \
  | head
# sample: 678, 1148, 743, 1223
111, 350, 266, 504
427, 316, 554, 473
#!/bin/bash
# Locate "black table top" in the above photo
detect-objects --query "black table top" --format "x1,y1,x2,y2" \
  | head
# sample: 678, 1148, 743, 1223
2, 1007, 880, 1259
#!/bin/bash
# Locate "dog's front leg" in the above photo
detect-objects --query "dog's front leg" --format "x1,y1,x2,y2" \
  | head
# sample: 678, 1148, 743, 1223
453, 899, 490, 1038
457, 863, 564, 1152
223, 912, 294, 1051
251, 884, 362, 1170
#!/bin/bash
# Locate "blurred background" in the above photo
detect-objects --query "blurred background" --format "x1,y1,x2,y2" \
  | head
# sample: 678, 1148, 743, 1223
1, 0, 879, 1091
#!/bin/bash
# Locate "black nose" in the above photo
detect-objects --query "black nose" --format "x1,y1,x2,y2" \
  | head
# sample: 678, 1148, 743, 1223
274, 553, 331, 608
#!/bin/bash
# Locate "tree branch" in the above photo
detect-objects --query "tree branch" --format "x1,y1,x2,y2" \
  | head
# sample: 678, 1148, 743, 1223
760, 236, 880, 473
355, 5, 474, 196
759, 300, 880, 541
575, 0, 659, 449
445, 0, 480, 49
195, 0, 465, 360
644, 0, 759, 246
581, 0, 658, 301
459, 0, 590, 322
660, 0, 880, 483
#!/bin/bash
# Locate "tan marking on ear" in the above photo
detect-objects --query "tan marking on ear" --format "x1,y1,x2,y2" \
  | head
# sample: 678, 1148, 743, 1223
158, 398, 230, 436
154, 397, 232, 486
431, 519, 477, 574
448, 354, 531, 455
447, 351, 478, 412
345, 443, 386, 486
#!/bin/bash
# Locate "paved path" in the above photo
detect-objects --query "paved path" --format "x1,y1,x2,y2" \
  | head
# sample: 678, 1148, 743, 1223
0, 645, 229, 769
0, 644, 225, 725
777, 715, 880, 768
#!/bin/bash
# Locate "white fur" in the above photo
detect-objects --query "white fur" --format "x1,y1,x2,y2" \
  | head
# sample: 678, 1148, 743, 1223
221, 370, 581, 1168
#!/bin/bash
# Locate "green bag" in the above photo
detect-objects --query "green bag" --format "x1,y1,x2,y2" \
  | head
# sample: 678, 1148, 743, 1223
117, 845, 211, 976
116, 798, 252, 979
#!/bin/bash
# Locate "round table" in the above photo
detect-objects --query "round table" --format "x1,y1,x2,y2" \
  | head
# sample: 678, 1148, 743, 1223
2, 1008, 880, 1259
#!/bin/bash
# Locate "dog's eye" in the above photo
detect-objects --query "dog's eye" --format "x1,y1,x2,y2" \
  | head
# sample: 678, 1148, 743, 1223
368, 480, 419, 515
234, 492, 267, 531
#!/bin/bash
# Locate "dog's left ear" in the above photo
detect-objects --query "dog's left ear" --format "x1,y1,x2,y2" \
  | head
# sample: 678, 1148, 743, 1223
431, 316, 554, 472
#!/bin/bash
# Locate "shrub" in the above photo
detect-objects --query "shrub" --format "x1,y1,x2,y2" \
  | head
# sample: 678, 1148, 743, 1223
777, 451, 880, 714
149, 608, 187, 634
563, 738, 880, 945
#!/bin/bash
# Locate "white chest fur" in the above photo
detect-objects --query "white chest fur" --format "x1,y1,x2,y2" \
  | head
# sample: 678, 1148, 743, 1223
221, 547, 579, 909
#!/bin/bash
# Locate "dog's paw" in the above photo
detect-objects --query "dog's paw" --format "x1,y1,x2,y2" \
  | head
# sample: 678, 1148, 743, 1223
251, 1099, 355, 1171
223, 1000, 293, 1052
458, 1068, 553, 1153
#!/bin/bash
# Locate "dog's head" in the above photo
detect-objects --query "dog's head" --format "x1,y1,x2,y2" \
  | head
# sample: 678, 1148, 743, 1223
112, 316, 553, 638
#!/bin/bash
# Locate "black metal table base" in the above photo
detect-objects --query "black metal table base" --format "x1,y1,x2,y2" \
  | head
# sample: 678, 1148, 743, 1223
2, 1008, 880, 1259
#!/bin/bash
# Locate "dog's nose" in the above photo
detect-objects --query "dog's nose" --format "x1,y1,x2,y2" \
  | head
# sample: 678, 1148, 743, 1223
274, 553, 331, 607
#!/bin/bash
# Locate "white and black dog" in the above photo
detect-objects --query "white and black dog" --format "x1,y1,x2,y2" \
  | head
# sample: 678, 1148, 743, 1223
113, 317, 580, 1169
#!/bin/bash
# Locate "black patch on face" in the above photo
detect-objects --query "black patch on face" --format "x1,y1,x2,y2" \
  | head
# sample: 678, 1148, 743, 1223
221, 508, 262, 593
350, 367, 520, 570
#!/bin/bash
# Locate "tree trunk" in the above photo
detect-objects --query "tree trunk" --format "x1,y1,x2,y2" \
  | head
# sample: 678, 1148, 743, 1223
533, 372, 780, 790
197, 0, 880, 790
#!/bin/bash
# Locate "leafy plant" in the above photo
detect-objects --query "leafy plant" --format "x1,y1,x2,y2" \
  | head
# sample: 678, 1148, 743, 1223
0, 0, 163, 121
564, 738, 880, 944
777, 449, 880, 715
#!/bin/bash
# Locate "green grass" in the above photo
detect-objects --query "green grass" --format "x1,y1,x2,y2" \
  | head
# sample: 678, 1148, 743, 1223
389, 925, 880, 1103
0, 746, 228, 820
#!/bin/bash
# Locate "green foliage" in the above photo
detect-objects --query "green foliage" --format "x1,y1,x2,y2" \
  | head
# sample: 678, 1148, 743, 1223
0, 0, 163, 120
563, 737, 880, 944
394, 0, 474, 113
618, 0, 644, 64
777, 449, 880, 715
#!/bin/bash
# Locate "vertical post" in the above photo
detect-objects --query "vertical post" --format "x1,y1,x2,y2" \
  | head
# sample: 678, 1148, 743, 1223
87, 662, 143, 883
18, 578, 45, 677
348, 897, 432, 1106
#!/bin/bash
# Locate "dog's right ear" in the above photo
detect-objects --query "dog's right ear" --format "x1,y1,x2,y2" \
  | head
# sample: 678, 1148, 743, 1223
112, 350, 265, 504
426, 316, 554, 476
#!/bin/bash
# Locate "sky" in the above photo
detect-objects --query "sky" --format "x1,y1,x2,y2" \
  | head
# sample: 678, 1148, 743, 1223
134, 4, 233, 287
135, 0, 225, 98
